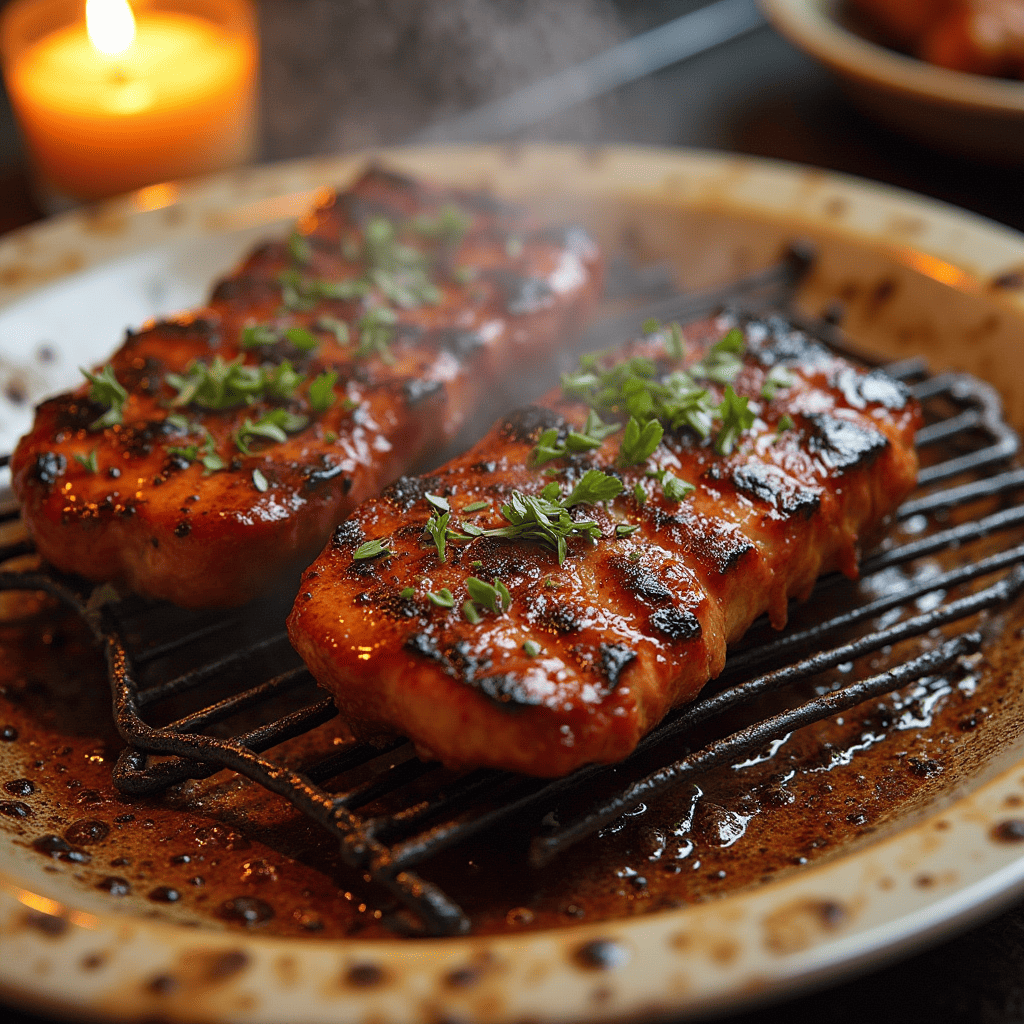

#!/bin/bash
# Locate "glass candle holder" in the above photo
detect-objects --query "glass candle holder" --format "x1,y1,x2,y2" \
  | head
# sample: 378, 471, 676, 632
0, 0, 259, 206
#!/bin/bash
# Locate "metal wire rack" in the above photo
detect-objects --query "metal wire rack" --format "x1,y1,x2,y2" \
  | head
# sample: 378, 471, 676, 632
2, 255, 1023, 936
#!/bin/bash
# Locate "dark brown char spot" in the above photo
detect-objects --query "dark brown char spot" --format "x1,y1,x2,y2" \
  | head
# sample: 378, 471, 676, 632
444, 966, 482, 989
97, 876, 131, 896
346, 962, 388, 988
0, 725, 18, 741
992, 819, 1024, 843
0, 800, 31, 818
203, 950, 250, 980
24, 911, 69, 937
730, 463, 820, 518
806, 413, 888, 473
499, 404, 565, 445
991, 270, 1024, 290
64, 818, 110, 845
149, 886, 181, 903
219, 896, 274, 926
573, 939, 630, 970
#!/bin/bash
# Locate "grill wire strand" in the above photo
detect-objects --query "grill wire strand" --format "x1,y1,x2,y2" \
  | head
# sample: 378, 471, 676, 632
2, 255, 1023, 935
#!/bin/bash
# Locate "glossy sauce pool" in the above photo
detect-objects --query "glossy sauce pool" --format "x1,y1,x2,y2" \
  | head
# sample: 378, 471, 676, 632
3, 486, 1024, 940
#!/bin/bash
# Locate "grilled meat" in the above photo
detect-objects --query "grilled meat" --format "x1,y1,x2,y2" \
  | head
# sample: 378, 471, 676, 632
11, 167, 603, 607
288, 315, 921, 777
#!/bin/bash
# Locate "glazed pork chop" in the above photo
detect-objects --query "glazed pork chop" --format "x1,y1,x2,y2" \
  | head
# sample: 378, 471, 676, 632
11, 167, 603, 607
288, 315, 921, 777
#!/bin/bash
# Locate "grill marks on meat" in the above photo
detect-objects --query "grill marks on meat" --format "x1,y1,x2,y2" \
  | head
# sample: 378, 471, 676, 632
288, 318, 921, 777
11, 168, 603, 607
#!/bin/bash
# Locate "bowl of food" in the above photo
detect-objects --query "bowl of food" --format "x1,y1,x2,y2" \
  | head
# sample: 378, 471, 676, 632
3, 145, 1024, 1024
761, 0, 1024, 163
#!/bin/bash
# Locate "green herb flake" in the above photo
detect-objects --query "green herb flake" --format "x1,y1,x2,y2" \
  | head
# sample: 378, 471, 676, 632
466, 576, 511, 615
252, 468, 269, 492
234, 408, 310, 454
761, 364, 796, 401
463, 500, 489, 513
714, 386, 756, 456
544, 577, 559, 589
424, 509, 451, 563
315, 315, 350, 345
666, 322, 685, 361
633, 481, 646, 506
642, 317, 661, 335
462, 600, 482, 624
776, 413, 795, 435
661, 471, 695, 502
309, 370, 339, 413
241, 324, 279, 349
523, 639, 542, 657
288, 230, 314, 266
74, 448, 98, 474
81, 364, 128, 430
284, 326, 319, 352
616, 416, 664, 468
425, 493, 450, 514
353, 539, 390, 560
427, 588, 455, 608
564, 469, 624, 507
355, 306, 399, 363
399, 587, 416, 599
615, 523, 639, 537
471, 560, 483, 569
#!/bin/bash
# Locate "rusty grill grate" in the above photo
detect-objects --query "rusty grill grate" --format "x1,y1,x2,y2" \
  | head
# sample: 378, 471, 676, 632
2, 256, 1023, 936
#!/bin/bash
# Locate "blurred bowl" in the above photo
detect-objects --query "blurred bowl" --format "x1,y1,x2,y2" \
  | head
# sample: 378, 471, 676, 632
761, 0, 1024, 164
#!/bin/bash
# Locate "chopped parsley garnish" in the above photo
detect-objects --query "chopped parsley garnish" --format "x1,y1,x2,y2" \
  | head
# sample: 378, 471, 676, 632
278, 268, 368, 311
646, 467, 695, 503
411, 203, 471, 246
284, 326, 318, 352
466, 576, 511, 615
777, 413, 795, 435
241, 324, 279, 349
761, 364, 796, 401
252, 468, 269, 492
463, 500, 489, 513
355, 306, 399, 363
531, 409, 619, 466
315, 315, 350, 345
714, 385, 756, 456
462, 600, 482, 623
523, 639, 542, 657
690, 328, 744, 385
74, 448, 98, 473
425, 492, 450, 513
462, 470, 621, 565
234, 408, 310, 454
427, 588, 455, 608
399, 587, 416, 599
166, 428, 225, 474
264, 360, 304, 401
353, 539, 389, 560
559, 326, 760, 466
308, 370, 339, 412
425, 509, 451, 563
615, 523, 639, 537
288, 230, 314, 266
81, 364, 128, 430
633, 481, 646, 506
167, 356, 264, 410
616, 416, 664, 468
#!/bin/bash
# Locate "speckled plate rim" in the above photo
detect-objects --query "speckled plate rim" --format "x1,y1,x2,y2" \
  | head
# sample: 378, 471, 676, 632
761, 0, 1024, 112
3, 145, 1024, 1024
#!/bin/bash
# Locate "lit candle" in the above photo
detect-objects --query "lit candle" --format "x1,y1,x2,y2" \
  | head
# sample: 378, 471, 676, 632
2, 0, 257, 203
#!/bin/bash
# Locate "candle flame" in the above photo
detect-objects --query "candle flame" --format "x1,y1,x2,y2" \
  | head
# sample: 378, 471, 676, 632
85, 0, 136, 57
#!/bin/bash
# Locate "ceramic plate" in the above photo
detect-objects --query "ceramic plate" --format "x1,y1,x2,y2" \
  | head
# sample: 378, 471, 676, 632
762, 0, 1024, 164
3, 146, 1024, 1024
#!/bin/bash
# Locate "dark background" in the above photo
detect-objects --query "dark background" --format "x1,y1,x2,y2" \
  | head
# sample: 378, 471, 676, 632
3, 1, 1024, 1021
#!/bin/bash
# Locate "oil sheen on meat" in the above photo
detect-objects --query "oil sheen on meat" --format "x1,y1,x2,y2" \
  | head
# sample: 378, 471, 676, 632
11, 167, 603, 607
288, 316, 922, 777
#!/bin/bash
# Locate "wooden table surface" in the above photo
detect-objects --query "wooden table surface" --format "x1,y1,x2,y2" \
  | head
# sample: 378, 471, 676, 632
2, 2, 1023, 1022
